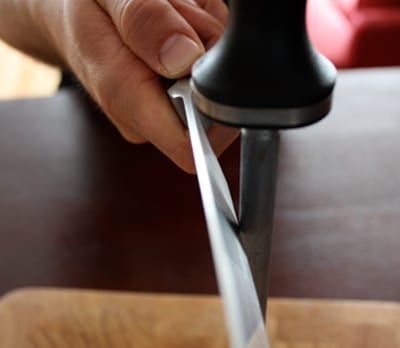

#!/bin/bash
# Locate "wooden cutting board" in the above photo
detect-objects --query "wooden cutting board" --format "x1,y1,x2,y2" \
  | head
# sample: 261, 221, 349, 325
0, 288, 399, 348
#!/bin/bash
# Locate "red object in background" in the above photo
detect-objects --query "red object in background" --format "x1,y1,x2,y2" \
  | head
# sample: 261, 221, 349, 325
307, 0, 400, 68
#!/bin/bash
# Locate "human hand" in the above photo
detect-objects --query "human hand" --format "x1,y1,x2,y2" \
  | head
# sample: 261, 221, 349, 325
48, 0, 238, 173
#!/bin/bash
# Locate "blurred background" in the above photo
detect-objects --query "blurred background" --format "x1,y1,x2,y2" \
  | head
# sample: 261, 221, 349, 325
1, 0, 399, 99
0, 40, 60, 99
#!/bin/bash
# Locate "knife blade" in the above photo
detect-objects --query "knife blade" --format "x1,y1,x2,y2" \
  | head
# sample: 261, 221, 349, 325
168, 78, 270, 348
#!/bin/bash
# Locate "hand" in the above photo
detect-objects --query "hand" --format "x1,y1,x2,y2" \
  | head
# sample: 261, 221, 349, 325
48, 0, 238, 173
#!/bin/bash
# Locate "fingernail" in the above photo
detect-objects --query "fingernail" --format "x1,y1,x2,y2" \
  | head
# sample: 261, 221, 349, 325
160, 34, 202, 76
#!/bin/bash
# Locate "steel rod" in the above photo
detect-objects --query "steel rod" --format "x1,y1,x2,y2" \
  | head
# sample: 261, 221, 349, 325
239, 129, 280, 319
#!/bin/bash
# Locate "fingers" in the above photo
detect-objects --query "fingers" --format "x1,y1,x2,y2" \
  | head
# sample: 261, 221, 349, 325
95, 0, 202, 78
95, 0, 227, 77
170, 0, 225, 49
62, 1, 191, 169
98, 50, 239, 174
63, 0, 235, 174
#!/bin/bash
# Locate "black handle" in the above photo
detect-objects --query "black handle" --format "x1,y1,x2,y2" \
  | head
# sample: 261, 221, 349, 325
191, 0, 336, 128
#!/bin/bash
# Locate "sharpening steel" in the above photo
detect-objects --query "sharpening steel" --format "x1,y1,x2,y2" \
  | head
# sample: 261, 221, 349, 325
169, 0, 336, 347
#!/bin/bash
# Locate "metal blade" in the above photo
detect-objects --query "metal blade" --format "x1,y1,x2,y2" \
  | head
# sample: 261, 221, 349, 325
168, 78, 270, 348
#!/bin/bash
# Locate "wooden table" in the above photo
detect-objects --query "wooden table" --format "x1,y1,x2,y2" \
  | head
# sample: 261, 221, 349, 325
0, 68, 399, 301
2, 288, 400, 348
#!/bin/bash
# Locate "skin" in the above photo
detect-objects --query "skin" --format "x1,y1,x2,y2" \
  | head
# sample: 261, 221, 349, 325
0, 0, 238, 173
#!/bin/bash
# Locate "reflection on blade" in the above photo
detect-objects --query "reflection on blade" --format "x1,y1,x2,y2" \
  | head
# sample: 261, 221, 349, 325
168, 79, 270, 348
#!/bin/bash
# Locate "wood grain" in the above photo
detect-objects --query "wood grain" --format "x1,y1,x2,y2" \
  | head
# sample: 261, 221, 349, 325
0, 289, 399, 348
0, 40, 60, 99
0, 289, 228, 348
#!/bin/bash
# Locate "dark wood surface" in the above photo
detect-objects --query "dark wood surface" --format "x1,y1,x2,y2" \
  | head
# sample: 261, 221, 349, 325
0, 68, 399, 301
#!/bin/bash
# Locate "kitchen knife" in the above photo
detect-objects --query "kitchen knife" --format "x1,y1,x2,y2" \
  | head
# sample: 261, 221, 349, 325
167, 1, 336, 347
168, 78, 270, 348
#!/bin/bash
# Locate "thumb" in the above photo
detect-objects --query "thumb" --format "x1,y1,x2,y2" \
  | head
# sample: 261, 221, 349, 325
96, 0, 204, 78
